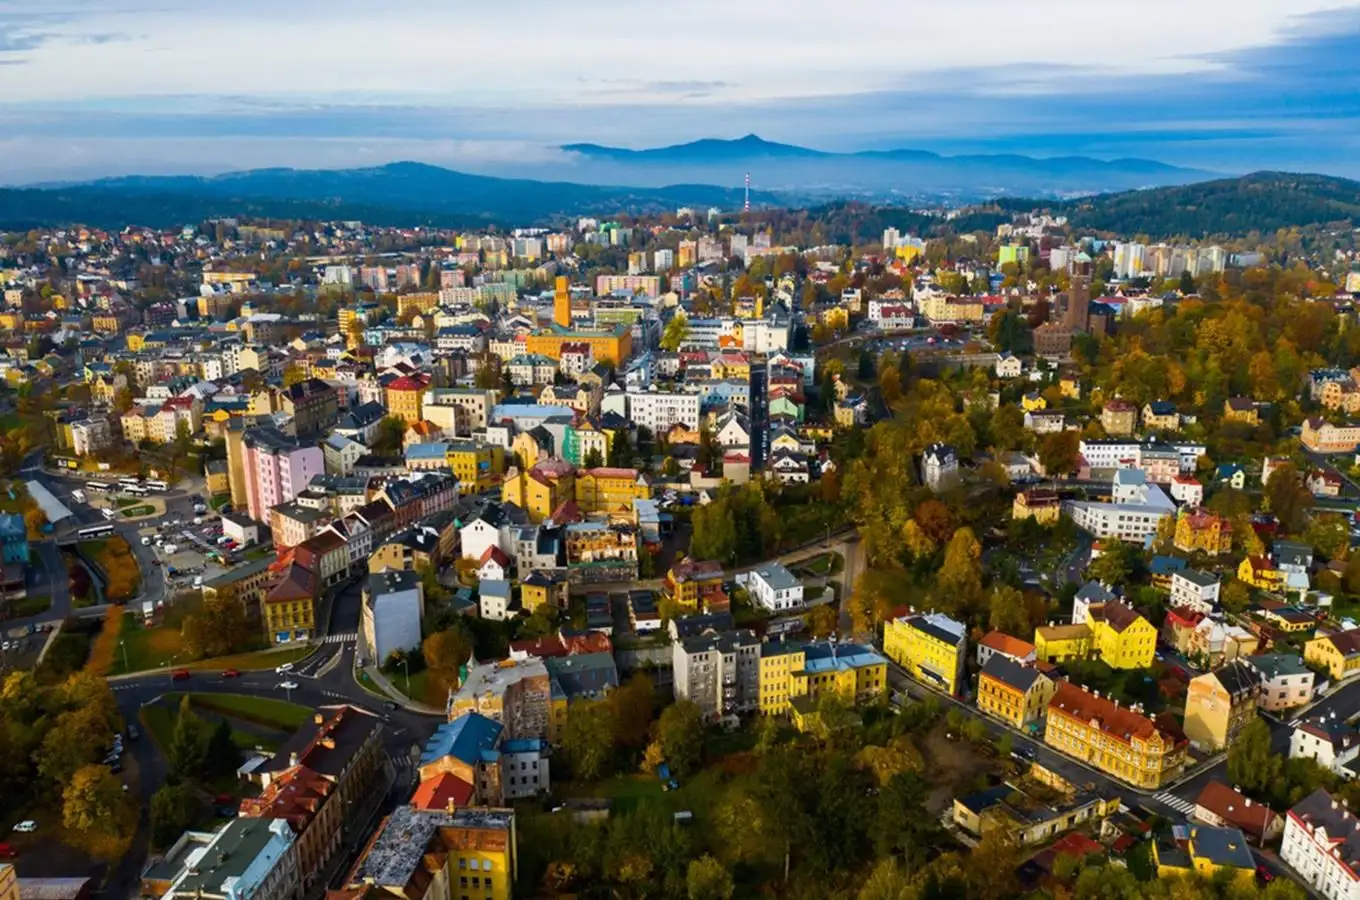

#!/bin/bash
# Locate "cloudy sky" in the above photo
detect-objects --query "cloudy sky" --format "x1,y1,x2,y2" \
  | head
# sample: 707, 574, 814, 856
3, 0, 1360, 182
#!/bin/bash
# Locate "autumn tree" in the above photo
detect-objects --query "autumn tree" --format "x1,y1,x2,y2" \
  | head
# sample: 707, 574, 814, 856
1038, 430, 1080, 478
806, 604, 838, 638
561, 699, 616, 780
1265, 463, 1313, 533
609, 673, 657, 753
686, 856, 735, 900
937, 527, 983, 614
657, 699, 705, 777
63, 764, 134, 837
150, 784, 206, 848
661, 312, 690, 351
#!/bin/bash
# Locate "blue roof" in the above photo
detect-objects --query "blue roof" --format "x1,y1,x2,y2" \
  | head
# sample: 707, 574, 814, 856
405, 442, 451, 460
0, 513, 25, 539
1149, 556, 1188, 576
419, 712, 503, 767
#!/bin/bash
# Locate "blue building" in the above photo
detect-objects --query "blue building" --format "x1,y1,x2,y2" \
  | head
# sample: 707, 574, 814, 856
0, 513, 27, 566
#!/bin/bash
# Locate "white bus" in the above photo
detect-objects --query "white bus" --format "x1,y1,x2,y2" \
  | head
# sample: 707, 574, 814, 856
79, 524, 116, 539
70, 489, 86, 504
86, 481, 113, 494
145, 480, 169, 493
123, 485, 150, 497
119, 477, 142, 488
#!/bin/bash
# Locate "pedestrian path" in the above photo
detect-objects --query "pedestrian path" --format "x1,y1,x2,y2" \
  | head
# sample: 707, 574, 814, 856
1153, 791, 1196, 816
324, 631, 357, 644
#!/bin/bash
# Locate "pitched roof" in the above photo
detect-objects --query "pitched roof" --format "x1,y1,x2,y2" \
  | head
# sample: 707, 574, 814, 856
1195, 780, 1279, 839
1047, 681, 1186, 748
978, 631, 1036, 659
980, 653, 1045, 694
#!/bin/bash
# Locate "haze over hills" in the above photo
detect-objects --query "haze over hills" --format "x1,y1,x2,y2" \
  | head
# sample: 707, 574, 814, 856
546, 134, 1214, 199
0, 162, 777, 230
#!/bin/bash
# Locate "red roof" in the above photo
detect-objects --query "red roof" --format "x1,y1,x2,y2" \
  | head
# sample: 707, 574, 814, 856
411, 772, 474, 811
979, 631, 1036, 658
1194, 780, 1279, 840
387, 373, 431, 392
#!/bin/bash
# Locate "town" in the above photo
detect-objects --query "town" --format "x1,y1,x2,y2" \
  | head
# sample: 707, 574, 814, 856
2, 207, 1360, 900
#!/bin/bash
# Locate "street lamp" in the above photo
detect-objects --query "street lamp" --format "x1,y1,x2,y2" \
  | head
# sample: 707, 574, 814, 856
401, 657, 410, 698
164, 655, 179, 683
119, 638, 128, 674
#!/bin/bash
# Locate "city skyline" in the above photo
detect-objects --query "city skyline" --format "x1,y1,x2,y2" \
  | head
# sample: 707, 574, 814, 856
2, 0, 1360, 182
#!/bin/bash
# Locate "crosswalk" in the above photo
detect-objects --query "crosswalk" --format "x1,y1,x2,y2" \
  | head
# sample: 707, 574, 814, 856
1153, 792, 1196, 816
324, 631, 357, 644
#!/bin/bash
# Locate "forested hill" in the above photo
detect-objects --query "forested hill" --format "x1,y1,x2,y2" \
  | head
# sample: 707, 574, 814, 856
1006, 172, 1360, 239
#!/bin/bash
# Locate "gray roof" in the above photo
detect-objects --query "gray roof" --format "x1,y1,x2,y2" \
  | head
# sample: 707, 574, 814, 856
1190, 826, 1254, 870
1246, 654, 1310, 680
751, 563, 799, 591
980, 653, 1045, 694
1176, 569, 1220, 588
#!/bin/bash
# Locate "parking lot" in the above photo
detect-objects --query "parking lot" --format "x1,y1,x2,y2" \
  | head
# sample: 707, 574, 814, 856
139, 503, 239, 593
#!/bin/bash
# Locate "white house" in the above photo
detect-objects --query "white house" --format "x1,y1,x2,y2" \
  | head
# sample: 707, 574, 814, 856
478, 579, 514, 622
746, 563, 804, 612
1290, 713, 1360, 778
1281, 789, 1360, 900
922, 443, 959, 492
1170, 570, 1221, 615
1169, 475, 1204, 506
459, 505, 510, 561
361, 569, 424, 667
1065, 469, 1176, 543
994, 352, 1023, 378
715, 411, 752, 448
478, 545, 510, 583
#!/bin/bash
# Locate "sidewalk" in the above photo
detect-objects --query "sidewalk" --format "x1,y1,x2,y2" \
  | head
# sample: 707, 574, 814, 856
355, 663, 445, 716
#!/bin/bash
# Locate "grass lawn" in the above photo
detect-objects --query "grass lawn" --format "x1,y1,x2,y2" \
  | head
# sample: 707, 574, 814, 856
386, 668, 433, 705
177, 692, 312, 731
794, 552, 843, 577
113, 619, 316, 674
115, 497, 141, 509
210, 494, 231, 511
121, 504, 155, 517
9, 593, 52, 617
139, 694, 293, 755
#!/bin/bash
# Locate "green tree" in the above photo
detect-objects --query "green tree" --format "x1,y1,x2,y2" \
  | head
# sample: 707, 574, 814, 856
1088, 541, 1137, 586
63, 764, 131, 837
686, 855, 735, 900
937, 527, 983, 613
561, 699, 616, 781
37, 706, 107, 787
168, 696, 209, 780
658, 699, 705, 777
150, 784, 206, 848
1227, 719, 1283, 800
609, 673, 657, 753
1038, 430, 1080, 478
205, 718, 240, 778
872, 771, 938, 863
583, 447, 605, 469
1264, 463, 1314, 534
371, 416, 408, 455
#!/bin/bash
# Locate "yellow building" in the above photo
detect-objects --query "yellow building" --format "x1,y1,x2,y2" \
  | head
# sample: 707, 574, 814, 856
977, 655, 1056, 729
1, 861, 18, 900
757, 640, 888, 716
819, 306, 850, 330
1045, 681, 1187, 789
342, 805, 516, 900
1153, 826, 1256, 886
91, 313, 122, 334
1304, 628, 1360, 681
662, 559, 725, 611
384, 373, 431, 425
524, 323, 632, 366
447, 443, 503, 492
1058, 376, 1082, 399
396, 291, 439, 319
1223, 397, 1260, 425
1087, 602, 1157, 670
1021, 391, 1047, 412
1173, 508, 1233, 556
1012, 488, 1061, 525
883, 611, 967, 696
1238, 555, 1283, 590
500, 459, 574, 523
574, 467, 649, 517
1183, 661, 1262, 752
1034, 623, 1092, 664
520, 570, 568, 613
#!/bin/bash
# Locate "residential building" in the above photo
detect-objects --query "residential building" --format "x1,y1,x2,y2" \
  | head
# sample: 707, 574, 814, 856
1170, 570, 1220, 615
478, 580, 514, 622
994, 352, 1022, 378
883, 611, 967, 696
1183, 661, 1263, 752
746, 563, 804, 612
1065, 469, 1176, 544
574, 467, 650, 518
1035, 623, 1093, 663
663, 559, 725, 612
361, 569, 424, 667
975, 631, 1037, 668
447, 657, 551, 741
1247, 654, 1315, 712
1169, 475, 1204, 506
977, 655, 1056, 729
1290, 713, 1360, 779
416, 712, 549, 806
262, 559, 317, 645
1193, 780, 1284, 846
1280, 789, 1360, 900
240, 705, 385, 893
1302, 417, 1360, 454
1224, 396, 1261, 425
1086, 602, 1157, 669
338, 806, 516, 900
1045, 681, 1187, 789
1142, 401, 1180, 432
922, 443, 958, 492
1306, 628, 1360, 682
1012, 488, 1060, 525
160, 818, 298, 900
1100, 399, 1137, 436
1173, 507, 1233, 556
952, 772, 1120, 847
384, 373, 432, 425
278, 377, 339, 437
1153, 825, 1255, 885
756, 639, 888, 719
672, 629, 760, 723
241, 426, 325, 523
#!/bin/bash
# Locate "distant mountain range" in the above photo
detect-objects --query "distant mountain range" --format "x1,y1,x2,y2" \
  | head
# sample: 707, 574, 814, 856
546, 134, 1213, 199
1010, 171, 1360, 238
0, 161, 776, 230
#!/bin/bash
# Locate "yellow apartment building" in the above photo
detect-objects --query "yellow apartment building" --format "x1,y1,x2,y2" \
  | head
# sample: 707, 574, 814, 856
1045, 681, 1186, 789
977, 655, 1056, 729
883, 611, 967, 696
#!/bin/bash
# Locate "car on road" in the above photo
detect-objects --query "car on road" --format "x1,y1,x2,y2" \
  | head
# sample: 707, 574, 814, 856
127, 724, 139, 740
221, 669, 241, 678
1256, 865, 1274, 883
277, 681, 298, 690
171, 669, 191, 681
385, 701, 399, 711
0, 842, 16, 859
275, 662, 294, 674
11, 821, 36, 833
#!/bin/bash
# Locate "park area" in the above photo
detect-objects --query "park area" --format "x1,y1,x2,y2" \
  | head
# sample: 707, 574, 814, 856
100, 615, 316, 676
77, 536, 141, 602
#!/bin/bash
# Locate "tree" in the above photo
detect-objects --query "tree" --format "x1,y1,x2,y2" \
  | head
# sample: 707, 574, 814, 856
150, 784, 206, 848
561, 699, 616, 780
1088, 541, 1137, 586
282, 364, 307, 387
661, 312, 690, 351
63, 764, 131, 837
806, 604, 838, 638
657, 699, 705, 777
686, 856, 735, 900
609, 673, 656, 752
181, 595, 254, 660
1221, 578, 1251, 612
583, 447, 605, 469
168, 695, 209, 780
371, 416, 407, 455
205, 718, 240, 778
608, 430, 635, 469
38, 706, 107, 786
987, 584, 1030, 636
1265, 463, 1314, 534
1038, 430, 1080, 478
937, 527, 983, 613
1227, 719, 1283, 799
872, 772, 938, 864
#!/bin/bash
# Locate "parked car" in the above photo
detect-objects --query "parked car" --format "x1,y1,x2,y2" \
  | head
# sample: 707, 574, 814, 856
275, 662, 294, 674
277, 681, 298, 691
0, 842, 17, 859
221, 669, 241, 678
171, 669, 191, 681
11, 821, 36, 833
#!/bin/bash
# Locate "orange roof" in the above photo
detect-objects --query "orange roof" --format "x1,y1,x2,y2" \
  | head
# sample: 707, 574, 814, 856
411, 772, 474, 811
979, 631, 1036, 658
1048, 681, 1186, 748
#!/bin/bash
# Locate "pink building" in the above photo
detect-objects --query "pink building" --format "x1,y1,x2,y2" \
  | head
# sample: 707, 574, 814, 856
241, 426, 325, 523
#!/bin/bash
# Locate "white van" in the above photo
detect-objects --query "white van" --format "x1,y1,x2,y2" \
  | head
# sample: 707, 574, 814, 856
275, 662, 294, 674
101, 508, 116, 521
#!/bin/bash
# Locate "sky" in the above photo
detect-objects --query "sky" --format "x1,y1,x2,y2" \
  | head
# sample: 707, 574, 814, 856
3, 0, 1360, 183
